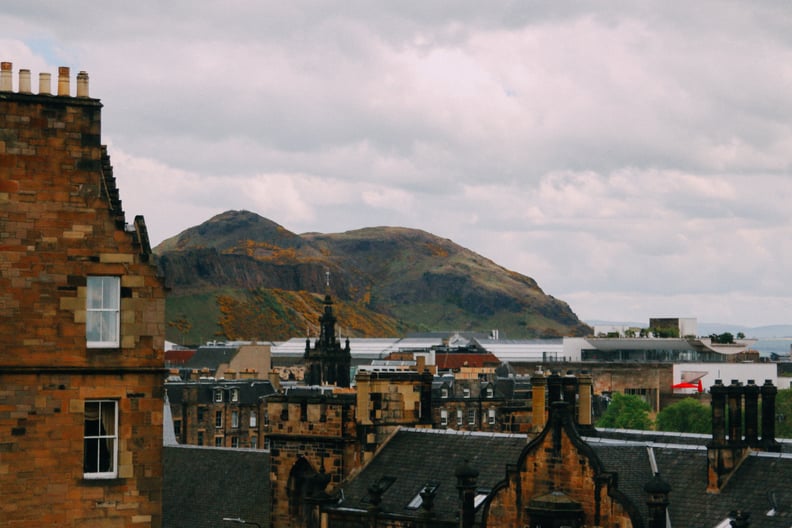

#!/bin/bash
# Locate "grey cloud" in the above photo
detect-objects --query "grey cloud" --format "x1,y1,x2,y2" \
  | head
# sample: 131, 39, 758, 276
4, 1, 792, 326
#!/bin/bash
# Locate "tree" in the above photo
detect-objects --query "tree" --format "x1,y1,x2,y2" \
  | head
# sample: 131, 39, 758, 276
709, 332, 735, 344
596, 393, 652, 430
736, 332, 746, 339
775, 388, 792, 439
656, 398, 711, 434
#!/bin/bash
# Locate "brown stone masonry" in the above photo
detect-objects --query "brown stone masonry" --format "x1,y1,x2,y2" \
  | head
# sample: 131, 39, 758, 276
1, 63, 165, 527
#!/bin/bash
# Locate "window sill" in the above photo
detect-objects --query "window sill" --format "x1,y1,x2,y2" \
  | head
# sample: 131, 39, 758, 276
81, 476, 125, 486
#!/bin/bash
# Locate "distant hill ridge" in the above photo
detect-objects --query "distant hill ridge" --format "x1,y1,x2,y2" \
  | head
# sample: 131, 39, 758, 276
155, 210, 591, 344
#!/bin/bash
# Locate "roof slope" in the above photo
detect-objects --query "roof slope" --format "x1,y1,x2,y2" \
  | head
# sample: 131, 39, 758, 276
332, 428, 527, 523
163, 445, 270, 528
587, 434, 792, 527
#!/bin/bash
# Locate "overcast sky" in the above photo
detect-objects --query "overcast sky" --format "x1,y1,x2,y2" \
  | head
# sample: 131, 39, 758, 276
4, 2, 791, 327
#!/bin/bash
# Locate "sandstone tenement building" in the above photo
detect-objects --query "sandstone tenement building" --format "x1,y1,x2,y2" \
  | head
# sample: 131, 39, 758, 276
1, 62, 165, 527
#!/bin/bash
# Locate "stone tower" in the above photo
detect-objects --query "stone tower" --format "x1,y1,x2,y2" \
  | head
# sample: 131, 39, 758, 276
303, 295, 351, 387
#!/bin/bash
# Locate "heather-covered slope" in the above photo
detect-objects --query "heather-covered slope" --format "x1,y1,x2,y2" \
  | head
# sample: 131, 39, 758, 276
156, 210, 590, 344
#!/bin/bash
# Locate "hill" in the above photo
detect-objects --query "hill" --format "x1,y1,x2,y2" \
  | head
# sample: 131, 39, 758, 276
155, 210, 591, 344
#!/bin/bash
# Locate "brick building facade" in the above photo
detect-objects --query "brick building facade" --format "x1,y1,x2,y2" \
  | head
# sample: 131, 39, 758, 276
166, 377, 276, 449
0, 63, 165, 527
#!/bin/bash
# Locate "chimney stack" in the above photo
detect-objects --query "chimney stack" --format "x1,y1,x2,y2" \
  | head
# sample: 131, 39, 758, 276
76, 71, 89, 97
562, 371, 578, 408
39, 73, 51, 95
268, 370, 282, 392
743, 380, 760, 446
419, 367, 433, 425
18, 69, 31, 93
0, 62, 12, 91
531, 370, 548, 432
547, 371, 563, 404
727, 380, 744, 445
710, 379, 727, 446
455, 460, 479, 528
577, 370, 594, 429
644, 473, 671, 528
0, 62, 90, 97
761, 379, 780, 450
57, 66, 70, 96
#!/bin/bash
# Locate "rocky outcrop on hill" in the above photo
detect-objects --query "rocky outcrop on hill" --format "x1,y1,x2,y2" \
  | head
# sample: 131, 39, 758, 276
156, 210, 591, 343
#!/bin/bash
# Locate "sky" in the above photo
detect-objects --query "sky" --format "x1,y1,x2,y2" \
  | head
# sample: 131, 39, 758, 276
3, 2, 792, 328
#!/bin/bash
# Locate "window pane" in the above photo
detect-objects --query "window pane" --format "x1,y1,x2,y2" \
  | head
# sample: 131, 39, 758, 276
84, 400, 117, 478
86, 277, 119, 346
100, 401, 116, 436
102, 278, 119, 309
100, 438, 115, 472
84, 438, 100, 473
100, 311, 119, 343
86, 313, 102, 343
87, 277, 119, 309
86, 277, 104, 309
84, 401, 100, 435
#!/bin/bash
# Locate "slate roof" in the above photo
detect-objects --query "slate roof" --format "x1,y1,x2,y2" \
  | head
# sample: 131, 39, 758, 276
329, 428, 527, 524
183, 346, 238, 371
584, 434, 792, 527
329, 423, 792, 527
165, 379, 276, 405
163, 445, 270, 528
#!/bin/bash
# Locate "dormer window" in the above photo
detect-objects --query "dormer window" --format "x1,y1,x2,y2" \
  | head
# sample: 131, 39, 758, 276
406, 482, 440, 510
463, 388, 471, 399
441, 387, 449, 399
230, 388, 239, 402
214, 389, 223, 403
486, 386, 494, 398
474, 488, 491, 509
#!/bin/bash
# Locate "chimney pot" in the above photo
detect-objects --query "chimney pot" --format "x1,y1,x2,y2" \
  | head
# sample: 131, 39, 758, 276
18, 69, 31, 93
0, 61, 12, 91
39, 73, 52, 95
57, 66, 70, 96
76, 70, 89, 97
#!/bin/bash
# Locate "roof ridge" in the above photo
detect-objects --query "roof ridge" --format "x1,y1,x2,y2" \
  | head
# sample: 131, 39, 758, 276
399, 427, 528, 440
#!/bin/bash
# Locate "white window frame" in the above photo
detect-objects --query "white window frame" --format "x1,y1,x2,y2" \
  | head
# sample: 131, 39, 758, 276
463, 388, 471, 399
230, 388, 239, 402
231, 410, 239, 429
456, 409, 463, 426
468, 409, 476, 425
441, 387, 449, 399
250, 411, 257, 428
440, 409, 448, 426
215, 410, 223, 429
486, 386, 494, 398
83, 400, 118, 479
231, 436, 239, 448
488, 409, 496, 425
86, 276, 120, 348
214, 389, 223, 403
